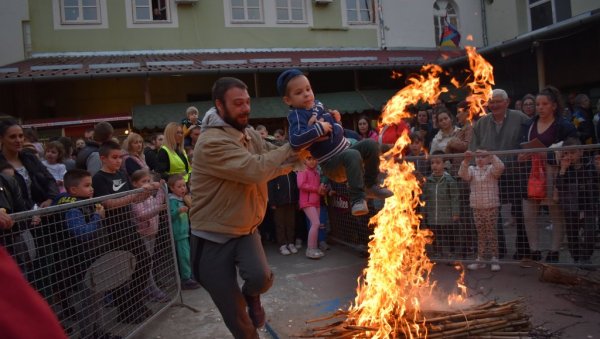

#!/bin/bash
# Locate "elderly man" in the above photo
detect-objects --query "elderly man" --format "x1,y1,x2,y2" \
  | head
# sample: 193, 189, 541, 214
470, 88, 531, 260
189, 77, 297, 339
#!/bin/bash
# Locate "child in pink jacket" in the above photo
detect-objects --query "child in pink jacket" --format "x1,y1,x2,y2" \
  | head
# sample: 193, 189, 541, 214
131, 169, 168, 302
297, 155, 327, 259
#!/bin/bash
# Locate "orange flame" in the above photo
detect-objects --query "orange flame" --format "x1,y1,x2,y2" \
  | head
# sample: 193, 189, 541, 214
391, 70, 403, 79
347, 48, 493, 338
466, 34, 474, 41
447, 263, 467, 306
348, 64, 445, 338
464, 46, 495, 121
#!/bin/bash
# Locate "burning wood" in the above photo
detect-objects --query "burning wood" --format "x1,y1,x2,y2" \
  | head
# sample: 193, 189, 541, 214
299, 299, 531, 338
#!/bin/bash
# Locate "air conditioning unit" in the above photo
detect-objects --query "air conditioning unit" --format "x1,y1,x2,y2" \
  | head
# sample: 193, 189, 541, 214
174, 0, 198, 5
314, 0, 333, 6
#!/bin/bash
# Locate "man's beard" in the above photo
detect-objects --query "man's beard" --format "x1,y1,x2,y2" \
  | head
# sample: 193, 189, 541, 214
222, 106, 248, 131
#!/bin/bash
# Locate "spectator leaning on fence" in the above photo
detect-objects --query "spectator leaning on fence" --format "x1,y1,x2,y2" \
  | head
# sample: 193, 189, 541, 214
554, 137, 598, 265
52, 169, 107, 338
167, 173, 200, 291
189, 77, 298, 337
518, 86, 578, 263
459, 149, 505, 272
422, 151, 460, 258
470, 88, 531, 260
92, 140, 157, 324
130, 169, 170, 302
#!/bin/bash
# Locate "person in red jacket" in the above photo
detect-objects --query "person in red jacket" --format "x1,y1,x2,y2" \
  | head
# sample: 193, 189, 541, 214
1, 209, 67, 339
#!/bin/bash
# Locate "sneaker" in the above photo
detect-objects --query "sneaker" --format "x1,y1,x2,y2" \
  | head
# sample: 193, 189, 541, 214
467, 258, 486, 271
319, 241, 330, 251
490, 258, 501, 272
147, 288, 169, 303
365, 185, 394, 200
306, 248, 324, 259
287, 243, 298, 254
295, 238, 303, 249
351, 199, 369, 216
181, 279, 201, 290
244, 294, 265, 328
279, 244, 291, 255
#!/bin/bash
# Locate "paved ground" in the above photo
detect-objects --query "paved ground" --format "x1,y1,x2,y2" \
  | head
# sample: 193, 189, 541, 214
133, 241, 599, 339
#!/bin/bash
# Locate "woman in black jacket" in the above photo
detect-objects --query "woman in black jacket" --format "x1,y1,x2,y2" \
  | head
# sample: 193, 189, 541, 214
0, 119, 59, 209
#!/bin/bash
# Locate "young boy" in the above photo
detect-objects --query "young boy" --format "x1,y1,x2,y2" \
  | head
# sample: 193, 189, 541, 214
92, 140, 158, 324
554, 138, 598, 265
53, 169, 106, 338
277, 68, 392, 216
422, 151, 460, 258
182, 106, 201, 138
167, 174, 200, 290
406, 132, 431, 181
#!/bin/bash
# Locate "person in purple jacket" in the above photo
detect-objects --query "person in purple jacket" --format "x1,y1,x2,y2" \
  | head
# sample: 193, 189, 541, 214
278, 69, 392, 217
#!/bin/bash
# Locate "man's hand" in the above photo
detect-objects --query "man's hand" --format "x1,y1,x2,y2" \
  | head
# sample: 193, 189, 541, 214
329, 109, 341, 123
318, 121, 332, 135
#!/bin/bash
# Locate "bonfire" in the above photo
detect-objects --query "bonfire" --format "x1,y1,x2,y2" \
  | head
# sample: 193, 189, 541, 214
301, 46, 531, 338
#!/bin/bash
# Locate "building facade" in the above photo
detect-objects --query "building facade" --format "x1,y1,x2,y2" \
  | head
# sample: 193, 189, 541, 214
0, 0, 598, 137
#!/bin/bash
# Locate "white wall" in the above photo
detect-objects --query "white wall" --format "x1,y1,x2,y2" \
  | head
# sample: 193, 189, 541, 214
0, 1, 29, 66
570, 0, 600, 16
380, 0, 484, 48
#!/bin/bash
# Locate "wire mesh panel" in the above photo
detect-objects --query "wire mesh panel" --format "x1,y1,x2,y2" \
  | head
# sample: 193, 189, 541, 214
0, 187, 179, 338
328, 144, 600, 268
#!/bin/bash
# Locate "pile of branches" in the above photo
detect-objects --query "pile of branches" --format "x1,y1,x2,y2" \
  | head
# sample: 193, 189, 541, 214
299, 299, 531, 338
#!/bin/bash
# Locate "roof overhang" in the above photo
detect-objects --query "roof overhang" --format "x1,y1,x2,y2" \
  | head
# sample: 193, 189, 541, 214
0, 48, 463, 84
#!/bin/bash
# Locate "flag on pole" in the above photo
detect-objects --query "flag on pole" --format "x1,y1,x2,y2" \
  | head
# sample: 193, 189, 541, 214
439, 16, 461, 47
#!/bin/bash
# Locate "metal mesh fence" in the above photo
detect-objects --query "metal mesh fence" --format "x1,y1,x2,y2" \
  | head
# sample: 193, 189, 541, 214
0, 187, 180, 338
328, 144, 600, 268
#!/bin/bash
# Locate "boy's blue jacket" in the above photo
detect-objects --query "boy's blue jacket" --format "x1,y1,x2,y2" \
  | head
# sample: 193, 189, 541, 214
287, 100, 350, 163
53, 192, 101, 241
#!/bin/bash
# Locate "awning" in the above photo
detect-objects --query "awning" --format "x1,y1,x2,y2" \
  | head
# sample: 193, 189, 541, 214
22, 114, 131, 129
132, 89, 396, 130
0, 49, 463, 84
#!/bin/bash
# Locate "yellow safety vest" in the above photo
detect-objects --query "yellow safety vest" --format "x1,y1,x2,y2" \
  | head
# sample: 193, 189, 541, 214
161, 145, 190, 182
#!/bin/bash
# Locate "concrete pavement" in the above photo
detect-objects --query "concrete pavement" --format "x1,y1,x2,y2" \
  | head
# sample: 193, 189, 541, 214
133, 241, 599, 339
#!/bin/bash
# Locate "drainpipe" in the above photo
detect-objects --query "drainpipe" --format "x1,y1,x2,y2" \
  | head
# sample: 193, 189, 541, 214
534, 41, 545, 90
378, 0, 386, 49
480, 0, 489, 46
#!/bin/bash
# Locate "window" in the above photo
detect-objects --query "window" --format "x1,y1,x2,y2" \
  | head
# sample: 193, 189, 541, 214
61, 0, 101, 24
276, 0, 306, 23
231, 0, 264, 23
346, 0, 375, 24
133, 0, 169, 22
433, 1, 459, 46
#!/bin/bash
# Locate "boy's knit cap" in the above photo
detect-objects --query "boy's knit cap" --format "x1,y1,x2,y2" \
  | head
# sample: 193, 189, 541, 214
276, 69, 303, 96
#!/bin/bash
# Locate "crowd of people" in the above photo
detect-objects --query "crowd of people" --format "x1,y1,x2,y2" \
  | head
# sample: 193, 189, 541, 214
0, 70, 599, 338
